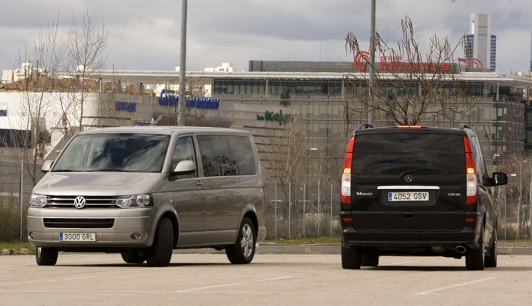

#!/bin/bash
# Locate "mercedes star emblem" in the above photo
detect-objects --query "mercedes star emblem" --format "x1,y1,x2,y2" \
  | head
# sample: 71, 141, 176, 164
404, 175, 413, 183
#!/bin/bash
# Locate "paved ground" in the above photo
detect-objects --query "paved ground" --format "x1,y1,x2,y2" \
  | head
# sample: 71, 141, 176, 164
3, 241, 532, 256
1, 253, 532, 305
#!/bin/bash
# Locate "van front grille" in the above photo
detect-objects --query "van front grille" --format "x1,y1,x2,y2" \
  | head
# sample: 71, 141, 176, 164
46, 195, 118, 208
43, 218, 115, 228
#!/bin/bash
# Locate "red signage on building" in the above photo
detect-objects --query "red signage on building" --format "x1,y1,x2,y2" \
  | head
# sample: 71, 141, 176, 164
354, 51, 452, 72
379, 62, 451, 72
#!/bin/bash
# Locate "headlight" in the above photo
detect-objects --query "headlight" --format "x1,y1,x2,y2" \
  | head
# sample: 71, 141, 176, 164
30, 194, 47, 208
116, 194, 152, 208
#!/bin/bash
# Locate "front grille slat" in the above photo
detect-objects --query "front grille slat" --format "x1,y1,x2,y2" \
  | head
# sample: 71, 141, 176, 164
43, 218, 115, 228
46, 195, 118, 208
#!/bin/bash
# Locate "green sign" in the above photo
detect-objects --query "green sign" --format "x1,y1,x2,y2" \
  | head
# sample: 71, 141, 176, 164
257, 110, 293, 125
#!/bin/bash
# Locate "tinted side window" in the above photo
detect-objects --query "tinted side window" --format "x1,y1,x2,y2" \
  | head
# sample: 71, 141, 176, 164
352, 133, 465, 174
469, 135, 488, 183
197, 135, 255, 177
228, 136, 256, 175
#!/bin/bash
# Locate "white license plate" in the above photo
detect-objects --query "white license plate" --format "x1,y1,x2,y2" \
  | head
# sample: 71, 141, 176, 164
388, 192, 429, 201
59, 233, 96, 241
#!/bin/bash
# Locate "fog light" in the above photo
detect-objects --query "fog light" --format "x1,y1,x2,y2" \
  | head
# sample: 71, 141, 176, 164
130, 233, 141, 240
28, 232, 34, 239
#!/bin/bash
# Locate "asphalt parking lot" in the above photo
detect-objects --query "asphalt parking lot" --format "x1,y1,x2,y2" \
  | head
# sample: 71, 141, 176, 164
1, 251, 532, 305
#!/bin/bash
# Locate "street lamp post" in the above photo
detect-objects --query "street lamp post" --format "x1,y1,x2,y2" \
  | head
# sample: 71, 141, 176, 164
368, 0, 376, 126
177, 0, 188, 126
510, 156, 523, 239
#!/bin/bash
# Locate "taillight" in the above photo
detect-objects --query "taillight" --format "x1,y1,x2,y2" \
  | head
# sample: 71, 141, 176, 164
341, 136, 355, 204
396, 125, 422, 128
464, 136, 477, 204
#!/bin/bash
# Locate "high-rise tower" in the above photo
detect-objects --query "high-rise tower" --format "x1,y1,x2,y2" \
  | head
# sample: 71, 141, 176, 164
466, 13, 496, 72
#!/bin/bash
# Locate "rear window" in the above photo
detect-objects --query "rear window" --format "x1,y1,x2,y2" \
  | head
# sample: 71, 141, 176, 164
352, 133, 465, 174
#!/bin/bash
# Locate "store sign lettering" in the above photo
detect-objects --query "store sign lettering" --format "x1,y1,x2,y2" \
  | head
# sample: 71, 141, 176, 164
257, 110, 293, 125
379, 62, 450, 72
354, 51, 452, 72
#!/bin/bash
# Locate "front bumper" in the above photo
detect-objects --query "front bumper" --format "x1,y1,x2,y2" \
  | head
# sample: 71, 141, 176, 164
27, 207, 153, 249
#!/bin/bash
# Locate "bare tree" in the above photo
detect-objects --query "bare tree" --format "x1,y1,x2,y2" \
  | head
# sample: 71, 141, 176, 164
0, 10, 109, 184
64, 7, 108, 131
262, 114, 309, 195
0, 16, 67, 184
345, 16, 476, 127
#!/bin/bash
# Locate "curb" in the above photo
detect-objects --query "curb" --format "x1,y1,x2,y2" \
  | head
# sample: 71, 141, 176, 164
172, 242, 532, 255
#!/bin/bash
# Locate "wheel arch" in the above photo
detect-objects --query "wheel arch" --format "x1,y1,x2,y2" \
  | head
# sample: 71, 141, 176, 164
244, 211, 259, 238
239, 204, 259, 239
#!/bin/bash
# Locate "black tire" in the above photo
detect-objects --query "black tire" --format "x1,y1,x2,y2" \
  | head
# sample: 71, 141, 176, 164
146, 218, 174, 267
341, 245, 362, 269
485, 227, 497, 268
361, 254, 379, 267
226, 217, 256, 264
121, 250, 147, 264
466, 225, 485, 271
36, 247, 58, 266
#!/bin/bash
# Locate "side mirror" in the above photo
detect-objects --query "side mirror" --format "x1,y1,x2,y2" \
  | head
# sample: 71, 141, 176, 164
491, 172, 507, 186
41, 160, 54, 173
173, 160, 196, 175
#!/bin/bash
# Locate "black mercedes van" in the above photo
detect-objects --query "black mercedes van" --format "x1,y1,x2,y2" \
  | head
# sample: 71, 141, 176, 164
340, 124, 507, 270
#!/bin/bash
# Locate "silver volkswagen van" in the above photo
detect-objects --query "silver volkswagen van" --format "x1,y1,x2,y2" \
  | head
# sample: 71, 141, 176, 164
27, 126, 266, 266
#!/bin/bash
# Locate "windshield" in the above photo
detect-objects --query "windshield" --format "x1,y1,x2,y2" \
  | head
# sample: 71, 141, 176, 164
52, 133, 170, 172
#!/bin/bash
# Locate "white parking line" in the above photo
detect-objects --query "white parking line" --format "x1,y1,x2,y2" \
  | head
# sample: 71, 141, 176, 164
174, 276, 294, 293
416, 277, 496, 295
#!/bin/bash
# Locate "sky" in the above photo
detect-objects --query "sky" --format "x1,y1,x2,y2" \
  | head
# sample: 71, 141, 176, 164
1, 0, 531, 75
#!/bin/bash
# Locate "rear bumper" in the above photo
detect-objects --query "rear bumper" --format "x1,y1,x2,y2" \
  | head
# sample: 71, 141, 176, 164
341, 227, 479, 249
340, 208, 483, 251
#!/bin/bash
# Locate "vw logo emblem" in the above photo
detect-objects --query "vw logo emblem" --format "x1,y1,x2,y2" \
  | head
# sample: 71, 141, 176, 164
73, 196, 86, 209
404, 175, 413, 183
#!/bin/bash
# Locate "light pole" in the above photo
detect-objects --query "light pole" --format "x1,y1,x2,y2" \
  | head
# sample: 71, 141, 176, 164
510, 156, 522, 239
368, 0, 376, 126
177, 0, 188, 126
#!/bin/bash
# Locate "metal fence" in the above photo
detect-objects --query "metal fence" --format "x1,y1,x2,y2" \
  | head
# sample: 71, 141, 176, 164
263, 182, 342, 239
